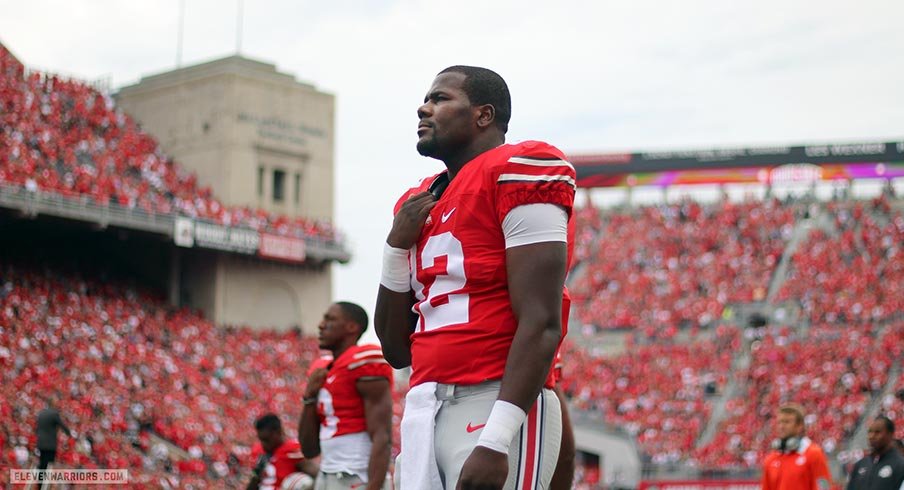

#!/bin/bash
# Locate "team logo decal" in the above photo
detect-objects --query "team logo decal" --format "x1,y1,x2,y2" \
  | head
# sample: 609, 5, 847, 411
878, 465, 892, 478
795, 456, 806, 465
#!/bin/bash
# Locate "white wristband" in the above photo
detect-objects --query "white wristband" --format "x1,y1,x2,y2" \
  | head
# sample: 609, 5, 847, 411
476, 400, 527, 454
380, 243, 411, 293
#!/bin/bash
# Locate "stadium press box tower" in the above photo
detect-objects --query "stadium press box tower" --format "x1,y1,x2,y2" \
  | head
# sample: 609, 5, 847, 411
117, 56, 343, 333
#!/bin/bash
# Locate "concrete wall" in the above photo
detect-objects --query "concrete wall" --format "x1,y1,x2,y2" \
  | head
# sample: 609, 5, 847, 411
176, 250, 330, 333
116, 56, 337, 331
573, 419, 643, 488
116, 56, 334, 219
217, 254, 331, 333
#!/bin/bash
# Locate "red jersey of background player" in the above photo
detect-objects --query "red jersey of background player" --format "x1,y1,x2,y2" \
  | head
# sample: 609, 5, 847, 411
393, 140, 576, 388
307, 344, 393, 439
250, 439, 304, 490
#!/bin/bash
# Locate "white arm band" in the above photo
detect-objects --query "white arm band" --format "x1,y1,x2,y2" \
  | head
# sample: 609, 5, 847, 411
380, 243, 411, 293
476, 400, 527, 454
502, 203, 568, 249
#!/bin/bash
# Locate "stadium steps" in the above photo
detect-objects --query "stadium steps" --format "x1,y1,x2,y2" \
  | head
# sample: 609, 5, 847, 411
567, 260, 588, 290
694, 327, 753, 448
765, 214, 816, 303
146, 430, 191, 461
845, 356, 902, 453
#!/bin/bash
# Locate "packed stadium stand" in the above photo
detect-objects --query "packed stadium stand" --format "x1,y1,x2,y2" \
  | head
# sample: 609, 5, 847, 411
0, 43, 339, 244
0, 257, 410, 487
2, 39, 903, 489
559, 326, 737, 465
0, 41, 351, 488
564, 195, 902, 485
776, 199, 904, 324
0, 260, 315, 487
570, 200, 795, 338
695, 321, 902, 469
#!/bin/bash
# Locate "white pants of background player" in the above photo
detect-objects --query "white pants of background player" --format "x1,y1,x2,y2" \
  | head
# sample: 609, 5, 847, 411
314, 471, 390, 490
396, 381, 562, 490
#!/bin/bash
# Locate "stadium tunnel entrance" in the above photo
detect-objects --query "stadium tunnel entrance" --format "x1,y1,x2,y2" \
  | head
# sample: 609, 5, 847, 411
0, 211, 174, 301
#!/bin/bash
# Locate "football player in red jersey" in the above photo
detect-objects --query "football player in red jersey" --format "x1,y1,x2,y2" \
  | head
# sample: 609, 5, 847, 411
247, 413, 318, 490
299, 302, 393, 490
375, 66, 575, 490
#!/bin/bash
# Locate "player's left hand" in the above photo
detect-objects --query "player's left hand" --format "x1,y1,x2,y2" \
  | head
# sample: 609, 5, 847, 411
456, 446, 508, 490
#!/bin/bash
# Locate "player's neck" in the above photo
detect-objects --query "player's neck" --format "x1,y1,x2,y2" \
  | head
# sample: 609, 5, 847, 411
443, 134, 504, 180
331, 339, 357, 359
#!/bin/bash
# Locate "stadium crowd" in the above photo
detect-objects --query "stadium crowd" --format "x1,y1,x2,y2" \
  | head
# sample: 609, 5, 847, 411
562, 197, 902, 484
571, 199, 795, 339
0, 43, 341, 244
559, 326, 737, 465
695, 322, 902, 469
777, 198, 904, 324
3, 39, 904, 489
0, 261, 326, 488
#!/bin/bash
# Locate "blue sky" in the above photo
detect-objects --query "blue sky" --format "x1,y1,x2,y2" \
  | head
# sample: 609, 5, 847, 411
2, 0, 903, 338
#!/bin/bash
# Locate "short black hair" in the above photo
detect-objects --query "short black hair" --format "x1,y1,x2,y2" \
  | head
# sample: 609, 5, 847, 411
875, 415, 895, 434
255, 413, 281, 432
336, 301, 368, 339
438, 65, 511, 134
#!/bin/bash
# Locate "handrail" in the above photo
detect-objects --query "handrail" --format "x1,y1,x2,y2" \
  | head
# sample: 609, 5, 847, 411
0, 182, 351, 262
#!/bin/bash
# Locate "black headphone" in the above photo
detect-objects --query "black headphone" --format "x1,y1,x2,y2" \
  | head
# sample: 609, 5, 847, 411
771, 436, 801, 453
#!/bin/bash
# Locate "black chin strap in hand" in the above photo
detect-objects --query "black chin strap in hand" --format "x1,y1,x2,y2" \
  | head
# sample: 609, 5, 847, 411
429, 172, 450, 199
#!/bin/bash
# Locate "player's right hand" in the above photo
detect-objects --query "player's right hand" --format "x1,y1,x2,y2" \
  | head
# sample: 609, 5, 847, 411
387, 191, 436, 249
304, 368, 328, 399
252, 453, 269, 477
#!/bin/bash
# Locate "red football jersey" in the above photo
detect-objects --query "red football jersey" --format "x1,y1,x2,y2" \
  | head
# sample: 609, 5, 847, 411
250, 439, 305, 490
308, 355, 332, 373
309, 344, 393, 439
393, 141, 576, 387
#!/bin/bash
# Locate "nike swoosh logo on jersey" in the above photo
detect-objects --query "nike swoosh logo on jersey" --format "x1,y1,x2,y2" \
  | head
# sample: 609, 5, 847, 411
326, 375, 336, 384
466, 422, 486, 433
441, 208, 456, 223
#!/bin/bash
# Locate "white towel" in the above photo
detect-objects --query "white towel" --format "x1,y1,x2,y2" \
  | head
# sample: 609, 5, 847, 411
399, 382, 443, 489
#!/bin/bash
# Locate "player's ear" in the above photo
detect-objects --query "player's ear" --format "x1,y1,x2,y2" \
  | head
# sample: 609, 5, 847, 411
475, 104, 495, 129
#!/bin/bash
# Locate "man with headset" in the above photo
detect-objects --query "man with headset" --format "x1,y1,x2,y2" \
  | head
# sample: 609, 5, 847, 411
846, 416, 904, 490
762, 404, 832, 490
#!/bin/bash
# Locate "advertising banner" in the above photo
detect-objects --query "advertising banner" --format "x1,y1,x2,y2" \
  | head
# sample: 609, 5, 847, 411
174, 217, 194, 248
638, 481, 759, 490
192, 221, 259, 254
259, 233, 306, 263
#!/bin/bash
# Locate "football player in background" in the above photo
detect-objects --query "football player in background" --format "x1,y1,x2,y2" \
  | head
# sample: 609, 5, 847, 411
299, 302, 393, 490
247, 413, 318, 490
376, 65, 575, 489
